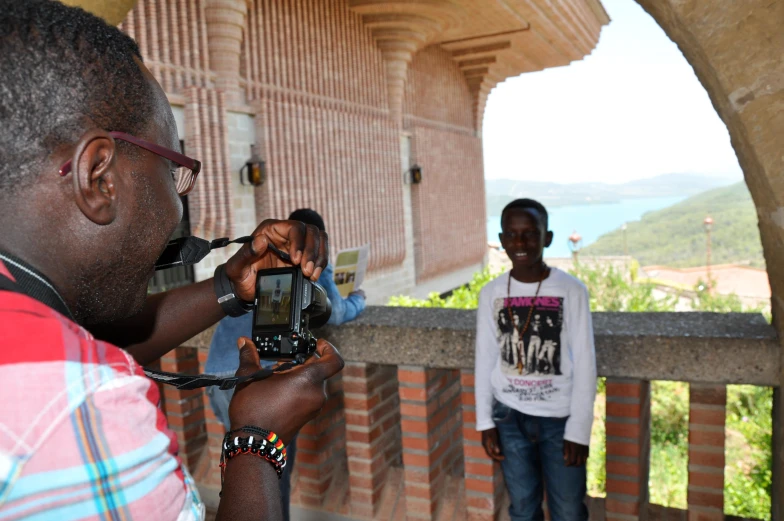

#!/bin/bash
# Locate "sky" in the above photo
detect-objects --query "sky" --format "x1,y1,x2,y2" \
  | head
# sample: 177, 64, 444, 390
481, 0, 743, 184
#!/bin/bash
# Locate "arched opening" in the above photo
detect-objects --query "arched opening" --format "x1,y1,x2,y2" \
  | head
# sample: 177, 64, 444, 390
482, 0, 780, 518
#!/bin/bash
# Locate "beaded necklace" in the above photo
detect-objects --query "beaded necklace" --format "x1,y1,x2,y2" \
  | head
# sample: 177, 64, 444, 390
505, 265, 549, 375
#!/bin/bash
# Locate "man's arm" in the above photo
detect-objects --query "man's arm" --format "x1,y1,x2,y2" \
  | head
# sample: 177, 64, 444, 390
216, 338, 344, 520
89, 279, 223, 365
90, 220, 328, 366
564, 284, 597, 457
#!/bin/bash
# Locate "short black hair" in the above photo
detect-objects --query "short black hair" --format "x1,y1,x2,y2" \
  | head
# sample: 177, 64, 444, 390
0, 0, 153, 193
501, 198, 549, 230
288, 208, 326, 232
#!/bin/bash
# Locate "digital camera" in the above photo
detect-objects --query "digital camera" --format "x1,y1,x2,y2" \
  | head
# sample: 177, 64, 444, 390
252, 267, 331, 362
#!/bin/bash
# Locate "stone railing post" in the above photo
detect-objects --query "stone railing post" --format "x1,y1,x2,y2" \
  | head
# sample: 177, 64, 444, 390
460, 369, 506, 521
687, 384, 726, 520
294, 374, 347, 508
398, 366, 463, 520
605, 378, 651, 520
343, 362, 402, 518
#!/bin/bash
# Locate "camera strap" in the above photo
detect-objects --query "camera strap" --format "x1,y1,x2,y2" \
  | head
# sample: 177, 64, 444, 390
154, 235, 292, 270
143, 361, 300, 390
0, 249, 299, 392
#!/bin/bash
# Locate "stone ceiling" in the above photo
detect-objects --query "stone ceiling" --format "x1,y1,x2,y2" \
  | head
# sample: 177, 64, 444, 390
348, 0, 609, 127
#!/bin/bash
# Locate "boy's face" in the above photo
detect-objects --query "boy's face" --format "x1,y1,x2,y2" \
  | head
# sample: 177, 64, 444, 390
499, 208, 553, 270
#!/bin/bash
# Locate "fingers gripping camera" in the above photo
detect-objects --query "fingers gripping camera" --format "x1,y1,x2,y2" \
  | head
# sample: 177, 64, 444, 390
253, 267, 331, 363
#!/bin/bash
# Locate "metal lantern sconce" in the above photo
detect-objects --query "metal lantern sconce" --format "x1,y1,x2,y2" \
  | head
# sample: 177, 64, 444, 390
240, 144, 266, 187
408, 164, 423, 184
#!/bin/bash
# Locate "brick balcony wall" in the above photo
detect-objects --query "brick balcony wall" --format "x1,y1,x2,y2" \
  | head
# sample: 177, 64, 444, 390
158, 308, 779, 520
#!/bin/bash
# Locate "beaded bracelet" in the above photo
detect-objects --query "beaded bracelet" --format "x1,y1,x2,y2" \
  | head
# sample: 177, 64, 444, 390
219, 427, 287, 492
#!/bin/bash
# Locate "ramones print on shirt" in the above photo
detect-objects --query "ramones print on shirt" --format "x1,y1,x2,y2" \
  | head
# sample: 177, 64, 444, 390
494, 296, 564, 377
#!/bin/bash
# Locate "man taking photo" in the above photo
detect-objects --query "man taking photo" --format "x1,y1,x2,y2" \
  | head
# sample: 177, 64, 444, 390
0, 1, 344, 520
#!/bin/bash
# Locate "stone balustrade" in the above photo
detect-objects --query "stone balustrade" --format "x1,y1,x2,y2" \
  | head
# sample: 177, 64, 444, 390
158, 307, 779, 520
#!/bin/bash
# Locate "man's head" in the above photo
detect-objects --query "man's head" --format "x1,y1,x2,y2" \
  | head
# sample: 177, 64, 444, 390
0, 0, 184, 324
499, 199, 553, 270
288, 209, 326, 232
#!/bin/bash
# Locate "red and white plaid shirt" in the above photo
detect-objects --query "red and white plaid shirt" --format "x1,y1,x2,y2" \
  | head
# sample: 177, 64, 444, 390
0, 261, 204, 520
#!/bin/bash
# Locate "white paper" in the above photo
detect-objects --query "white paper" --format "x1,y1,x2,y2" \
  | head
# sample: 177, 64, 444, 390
333, 244, 370, 297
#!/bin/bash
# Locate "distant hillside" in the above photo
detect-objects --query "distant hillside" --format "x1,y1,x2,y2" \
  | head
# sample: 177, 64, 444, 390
582, 182, 764, 269
486, 173, 737, 215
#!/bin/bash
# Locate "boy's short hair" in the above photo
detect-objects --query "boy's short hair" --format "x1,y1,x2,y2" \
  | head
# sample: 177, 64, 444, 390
501, 199, 549, 230
288, 208, 326, 232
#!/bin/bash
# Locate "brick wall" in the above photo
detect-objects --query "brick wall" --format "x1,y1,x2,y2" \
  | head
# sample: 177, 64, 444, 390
405, 46, 487, 282
242, 0, 406, 273
121, 0, 487, 292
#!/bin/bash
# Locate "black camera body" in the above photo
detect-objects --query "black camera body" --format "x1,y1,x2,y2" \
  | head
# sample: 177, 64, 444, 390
252, 267, 331, 363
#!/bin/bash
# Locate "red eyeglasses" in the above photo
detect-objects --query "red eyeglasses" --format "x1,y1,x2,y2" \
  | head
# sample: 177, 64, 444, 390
58, 131, 201, 196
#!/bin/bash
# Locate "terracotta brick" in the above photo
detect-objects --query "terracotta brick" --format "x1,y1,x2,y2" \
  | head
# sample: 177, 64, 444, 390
606, 381, 642, 399
689, 386, 726, 407
606, 421, 641, 439
606, 460, 641, 478
688, 428, 725, 447
465, 478, 494, 494
688, 407, 725, 427
689, 447, 724, 469
687, 489, 723, 509
688, 470, 724, 489
399, 368, 428, 385
606, 401, 641, 418
605, 497, 640, 516
606, 477, 641, 496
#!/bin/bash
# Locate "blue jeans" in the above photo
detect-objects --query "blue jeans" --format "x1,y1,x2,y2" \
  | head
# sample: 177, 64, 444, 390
492, 401, 588, 521
206, 383, 297, 521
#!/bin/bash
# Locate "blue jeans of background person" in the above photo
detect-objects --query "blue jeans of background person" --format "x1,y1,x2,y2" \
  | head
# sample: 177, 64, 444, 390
492, 401, 588, 521
206, 379, 297, 521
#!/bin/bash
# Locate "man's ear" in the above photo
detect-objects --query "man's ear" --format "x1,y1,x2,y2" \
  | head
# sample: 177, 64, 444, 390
71, 130, 119, 225
544, 230, 554, 248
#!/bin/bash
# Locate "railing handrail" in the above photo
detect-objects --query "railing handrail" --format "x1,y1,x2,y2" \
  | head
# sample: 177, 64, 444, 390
185, 307, 780, 386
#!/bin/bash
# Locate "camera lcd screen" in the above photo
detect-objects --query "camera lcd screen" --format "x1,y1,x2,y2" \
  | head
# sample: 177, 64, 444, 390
255, 273, 293, 328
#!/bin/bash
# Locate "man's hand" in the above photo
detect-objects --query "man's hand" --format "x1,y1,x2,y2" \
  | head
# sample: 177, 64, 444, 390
349, 289, 366, 300
563, 440, 589, 467
481, 428, 504, 461
225, 219, 329, 302
228, 337, 344, 443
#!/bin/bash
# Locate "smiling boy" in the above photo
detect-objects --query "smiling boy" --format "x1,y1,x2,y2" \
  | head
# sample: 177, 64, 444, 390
474, 199, 597, 521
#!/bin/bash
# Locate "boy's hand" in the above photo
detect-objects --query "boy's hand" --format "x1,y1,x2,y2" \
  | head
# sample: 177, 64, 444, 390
563, 440, 589, 467
349, 289, 366, 300
481, 428, 504, 461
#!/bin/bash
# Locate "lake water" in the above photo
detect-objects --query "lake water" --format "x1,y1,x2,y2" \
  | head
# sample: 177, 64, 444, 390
487, 195, 687, 258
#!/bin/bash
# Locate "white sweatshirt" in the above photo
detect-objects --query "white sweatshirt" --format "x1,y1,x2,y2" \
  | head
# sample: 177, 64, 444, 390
474, 268, 597, 445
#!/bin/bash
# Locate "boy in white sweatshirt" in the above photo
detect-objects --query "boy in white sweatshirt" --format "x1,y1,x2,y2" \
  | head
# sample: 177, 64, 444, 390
475, 199, 596, 521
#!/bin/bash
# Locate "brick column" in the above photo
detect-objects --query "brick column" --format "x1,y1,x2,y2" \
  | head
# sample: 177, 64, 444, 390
204, 0, 247, 103
460, 369, 505, 521
343, 363, 402, 519
605, 378, 651, 521
192, 347, 228, 506
399, 366, 464, 520
295, 373, 347, 508
687, 384, 726, 521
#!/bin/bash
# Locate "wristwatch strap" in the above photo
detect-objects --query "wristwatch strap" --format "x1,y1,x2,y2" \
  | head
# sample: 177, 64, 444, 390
213, 263, 254, 317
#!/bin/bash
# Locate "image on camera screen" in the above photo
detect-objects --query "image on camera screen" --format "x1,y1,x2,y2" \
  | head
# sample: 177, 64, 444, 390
256, 273, 293, 327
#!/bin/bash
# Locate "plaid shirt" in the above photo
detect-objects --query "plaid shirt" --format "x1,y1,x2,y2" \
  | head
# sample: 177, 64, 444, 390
0, 263, 204, 520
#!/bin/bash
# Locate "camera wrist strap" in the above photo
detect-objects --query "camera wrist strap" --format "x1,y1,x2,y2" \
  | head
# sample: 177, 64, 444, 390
143, 361, 300, 390
155, 235, 292, 271
0, 250, 300, 391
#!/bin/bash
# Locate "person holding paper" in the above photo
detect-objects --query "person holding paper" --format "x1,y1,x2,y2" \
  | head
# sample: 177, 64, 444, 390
203, 208, 366, 521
